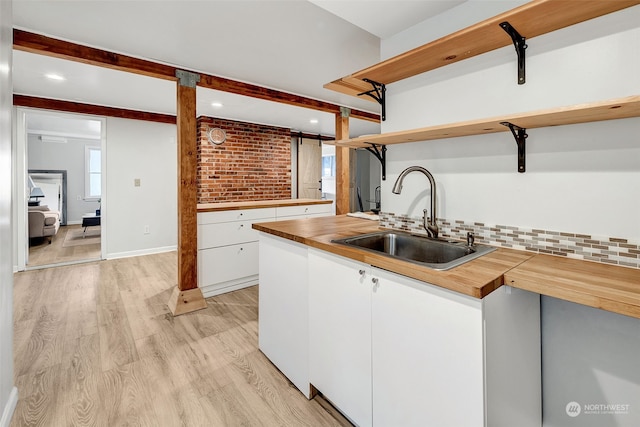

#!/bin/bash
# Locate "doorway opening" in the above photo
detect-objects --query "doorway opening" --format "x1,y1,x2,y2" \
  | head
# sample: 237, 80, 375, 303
19, 109, 105, 269
356, 149, 382, 213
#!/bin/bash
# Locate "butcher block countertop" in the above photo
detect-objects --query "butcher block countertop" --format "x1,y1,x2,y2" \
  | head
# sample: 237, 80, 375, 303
254, 215, 640, 319
505, 254, 640, 319
198, 198, 332, 212
253, 215, 533, 299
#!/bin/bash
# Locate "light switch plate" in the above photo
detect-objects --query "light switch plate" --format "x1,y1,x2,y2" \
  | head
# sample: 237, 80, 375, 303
134, 178, 141, 187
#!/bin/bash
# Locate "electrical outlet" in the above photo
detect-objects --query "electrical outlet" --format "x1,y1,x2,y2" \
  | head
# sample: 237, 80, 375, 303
144, 225, 150, 234
76, 195, 81, 201
134, 178, 141, 187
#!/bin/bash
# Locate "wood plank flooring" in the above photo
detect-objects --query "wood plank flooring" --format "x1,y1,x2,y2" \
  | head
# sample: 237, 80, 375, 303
28, 224, 101, 268
12, 252, 351, 427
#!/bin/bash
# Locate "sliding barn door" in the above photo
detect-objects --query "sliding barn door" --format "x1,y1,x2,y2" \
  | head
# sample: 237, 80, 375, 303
298, 138, 322, 199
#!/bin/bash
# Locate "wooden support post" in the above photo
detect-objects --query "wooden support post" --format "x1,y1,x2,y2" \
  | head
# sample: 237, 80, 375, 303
335, 107, 353, 215
168, 70, 207, 316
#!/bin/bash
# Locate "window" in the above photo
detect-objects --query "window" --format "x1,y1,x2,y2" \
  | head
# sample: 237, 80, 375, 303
85, 146, 101, 200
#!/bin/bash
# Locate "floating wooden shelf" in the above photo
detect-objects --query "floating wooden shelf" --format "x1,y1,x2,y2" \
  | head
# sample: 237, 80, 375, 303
328, 96, 640, 148
325, 0, 640, 99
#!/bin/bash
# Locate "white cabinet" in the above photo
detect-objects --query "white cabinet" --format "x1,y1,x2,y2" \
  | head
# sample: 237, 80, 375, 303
258, 233, 312, 397
198, 201, 332, 297
197, 207, 275, 297
307, 250, 541, 427
308, 250, 372, 427
371, 266, 485, 426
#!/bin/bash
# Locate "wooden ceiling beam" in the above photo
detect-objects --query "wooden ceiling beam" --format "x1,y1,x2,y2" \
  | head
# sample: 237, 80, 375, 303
13, 29, 380, 123
13, 94, 177, 124
13, 28, 177, 80
197, 74, 379, 123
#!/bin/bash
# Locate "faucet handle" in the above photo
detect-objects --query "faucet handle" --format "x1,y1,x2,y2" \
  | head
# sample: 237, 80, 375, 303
467, 232, 475, 247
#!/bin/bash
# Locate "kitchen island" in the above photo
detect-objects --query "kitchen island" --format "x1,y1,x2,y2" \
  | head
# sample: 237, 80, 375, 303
254, 214, 541, 427
254, 214, 640, 427
254, 214, 533, 297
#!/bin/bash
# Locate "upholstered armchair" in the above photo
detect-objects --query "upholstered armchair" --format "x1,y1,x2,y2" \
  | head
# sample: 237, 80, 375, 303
28, 205, 60, 243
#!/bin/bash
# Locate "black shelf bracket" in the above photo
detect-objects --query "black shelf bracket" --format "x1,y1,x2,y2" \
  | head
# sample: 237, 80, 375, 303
364, 143, 387, 180
358, 79, 386, 121
499, 21, 527, 85
500, 121, 527, 173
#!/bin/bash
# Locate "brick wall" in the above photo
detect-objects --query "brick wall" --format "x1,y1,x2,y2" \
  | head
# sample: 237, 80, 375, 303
197, 116, 292, 203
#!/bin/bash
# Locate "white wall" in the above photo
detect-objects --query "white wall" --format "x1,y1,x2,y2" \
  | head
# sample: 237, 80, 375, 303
105, 118, 177, 259
0, 1, 17, 425
381, 0, 529, 61
381, 5, 640, 241
380, 4, 640, 426
28, 134, 101, 223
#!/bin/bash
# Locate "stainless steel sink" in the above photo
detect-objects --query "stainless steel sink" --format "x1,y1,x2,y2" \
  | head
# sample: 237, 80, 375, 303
332, 231, 496, 270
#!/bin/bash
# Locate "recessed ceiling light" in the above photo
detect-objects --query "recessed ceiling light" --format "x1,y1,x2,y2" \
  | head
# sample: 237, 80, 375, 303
310, 119, 319, 124
211, 102, 223, 108
45, 73, 66, 81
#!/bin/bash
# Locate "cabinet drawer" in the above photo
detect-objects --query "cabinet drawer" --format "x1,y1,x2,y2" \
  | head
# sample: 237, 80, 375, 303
198, 220, 260, 249
198, 208, 275, 225
198, 242, 259, 287
276, 203, 332, 218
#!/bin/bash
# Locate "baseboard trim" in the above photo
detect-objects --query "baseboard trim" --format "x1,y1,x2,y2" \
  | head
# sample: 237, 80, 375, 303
201, 279, 258, 298
106, 245, 177, 260
0, 387, 18, 427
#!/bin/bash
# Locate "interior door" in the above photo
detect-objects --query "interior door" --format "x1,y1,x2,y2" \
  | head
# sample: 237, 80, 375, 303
297, 138, 322, 199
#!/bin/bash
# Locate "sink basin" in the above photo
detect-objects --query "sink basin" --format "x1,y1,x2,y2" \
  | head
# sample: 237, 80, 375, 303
332, 231, 496, 270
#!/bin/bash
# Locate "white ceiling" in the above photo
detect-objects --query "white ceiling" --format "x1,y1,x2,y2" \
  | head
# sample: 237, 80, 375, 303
27, 110, 102, 140
12, 0, 465, 137
14, 50, 379, 137
309, 0, 466, 39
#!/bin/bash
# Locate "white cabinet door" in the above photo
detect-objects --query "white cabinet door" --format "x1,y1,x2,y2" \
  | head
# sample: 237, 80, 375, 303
309, 249, 372, 427
371, 267, 485, 427
258, 233, 311, 397
276, 203, 331, 219
198, 219, 260, 249
198, 242, 259, 287
198, 207, 275, 224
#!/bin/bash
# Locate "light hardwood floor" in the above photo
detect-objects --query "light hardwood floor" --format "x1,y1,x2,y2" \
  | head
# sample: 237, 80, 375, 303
12, 252, 350, 427
28, 224, 101, 268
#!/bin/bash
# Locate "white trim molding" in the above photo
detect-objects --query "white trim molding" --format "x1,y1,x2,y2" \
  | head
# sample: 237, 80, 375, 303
0, 387, 18, 427
106, 246, 177, 260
